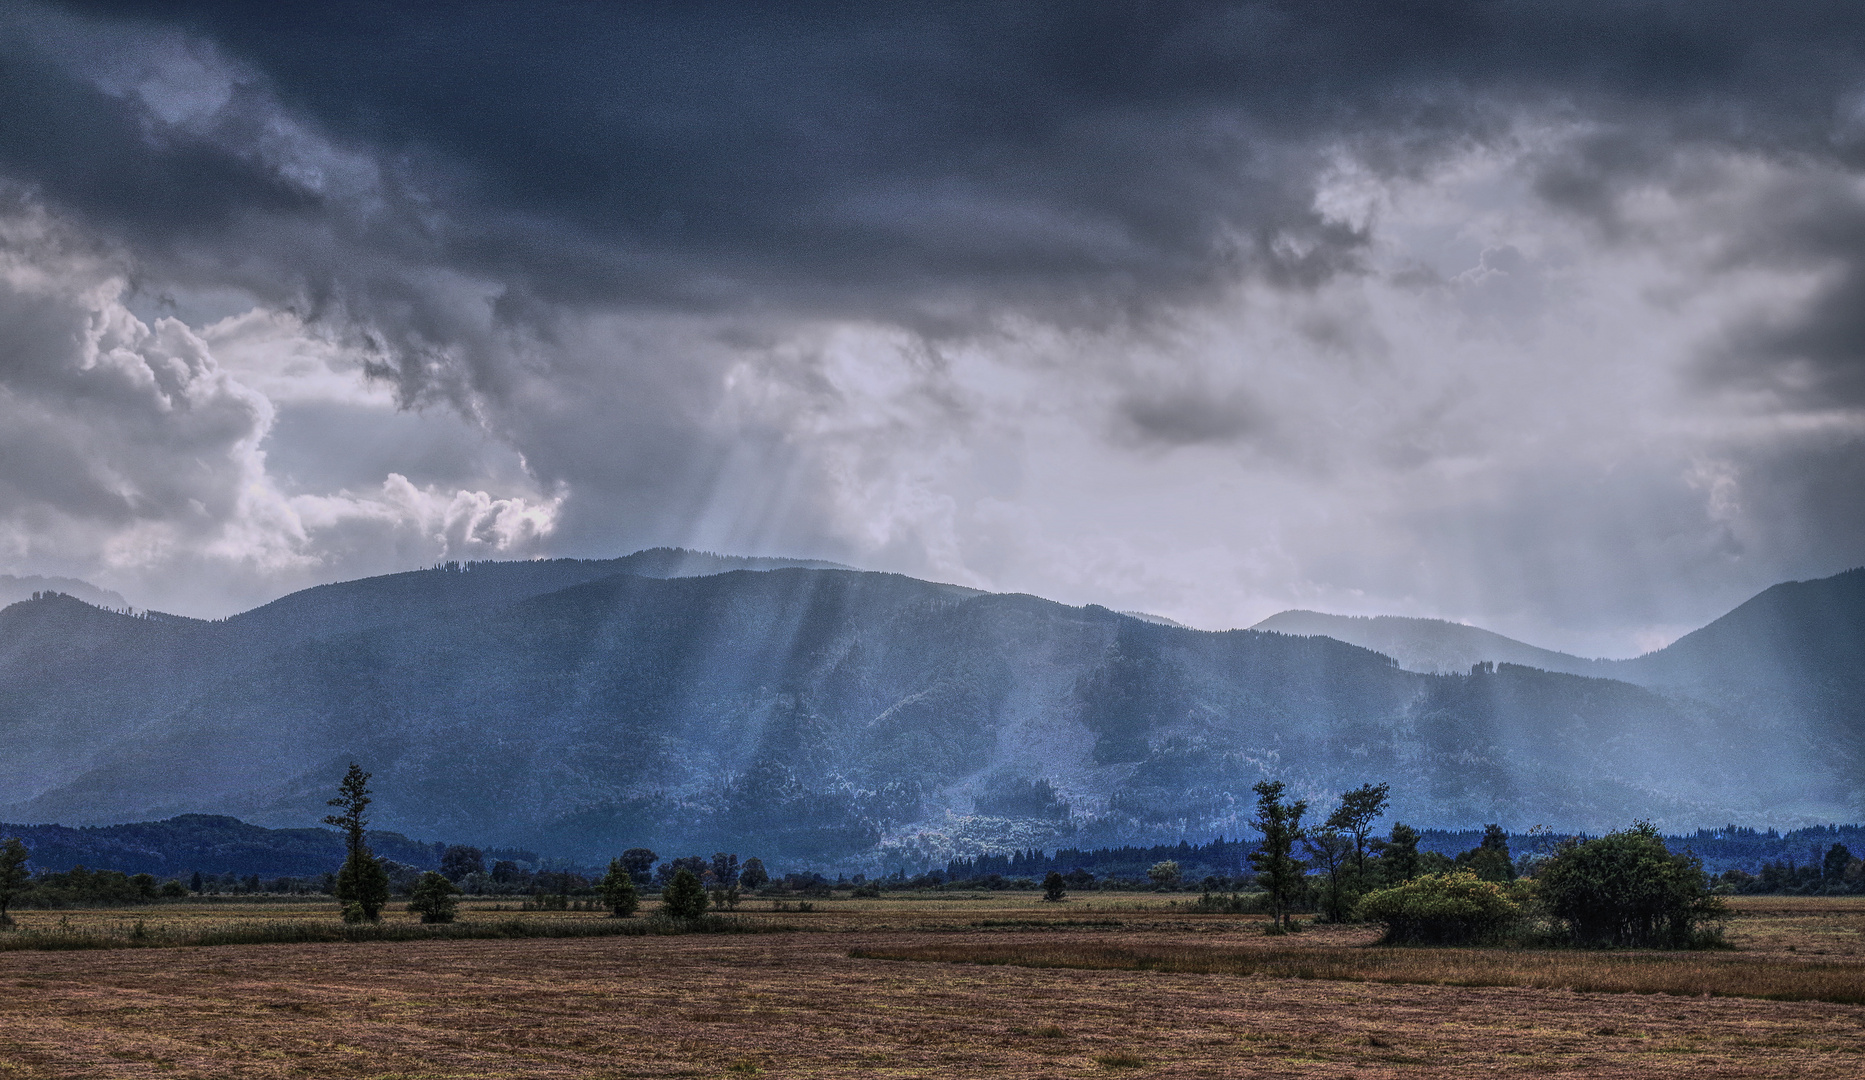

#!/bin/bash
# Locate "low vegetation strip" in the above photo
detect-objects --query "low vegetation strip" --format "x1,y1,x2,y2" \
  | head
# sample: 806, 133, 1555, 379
0, 914, 769, 951
849, 940, 1865, 1006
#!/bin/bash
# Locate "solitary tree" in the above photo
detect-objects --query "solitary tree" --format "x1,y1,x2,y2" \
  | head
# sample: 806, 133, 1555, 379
324, 763, 391, 923
1042, 870, 1068, 902
0, 837, 29, 926
1249, 780, 1308, 931
406, 871, 462, 923
1147, 860, 1182, 889
661, 866, 708, 920
600, 858, 640, 917
738, 856, 770, 891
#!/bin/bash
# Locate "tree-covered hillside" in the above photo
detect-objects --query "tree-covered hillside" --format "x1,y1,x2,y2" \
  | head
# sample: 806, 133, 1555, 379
0, 815, 443, 878
1, 558, 1857, 864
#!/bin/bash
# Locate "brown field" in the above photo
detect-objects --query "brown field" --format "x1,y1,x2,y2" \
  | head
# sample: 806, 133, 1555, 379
1, 894, 1862, 1077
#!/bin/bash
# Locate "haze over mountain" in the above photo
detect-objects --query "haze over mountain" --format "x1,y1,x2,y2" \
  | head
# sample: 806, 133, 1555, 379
1249, 611, 1609, 677
1255, 570, 1865, 754
2, 554, 1856, 867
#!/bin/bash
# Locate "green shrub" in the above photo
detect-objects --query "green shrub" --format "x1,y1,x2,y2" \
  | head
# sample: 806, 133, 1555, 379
406, 872, 462, 924
1358, 870, 1524, 944
661, 867, 708, 920
1535, 824, 1725, 948
599, 859, 640, 917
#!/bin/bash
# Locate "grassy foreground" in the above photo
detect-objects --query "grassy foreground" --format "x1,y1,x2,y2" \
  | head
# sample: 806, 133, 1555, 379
0, 911, 764, 951
6, 926, 1865, 1079
850, 937, 1865, 1005
1, 896, 1862, 1077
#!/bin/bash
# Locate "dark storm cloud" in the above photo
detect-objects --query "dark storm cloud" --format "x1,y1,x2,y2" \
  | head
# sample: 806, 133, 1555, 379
2, 0, 1858, 419
17, 1, 1865, 328
1699, 178, 1865, 408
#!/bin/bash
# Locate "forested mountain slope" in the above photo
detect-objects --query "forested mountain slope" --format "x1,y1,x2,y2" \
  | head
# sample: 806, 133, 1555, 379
1610, 567, 1865, 787
1, 559, 1855, 864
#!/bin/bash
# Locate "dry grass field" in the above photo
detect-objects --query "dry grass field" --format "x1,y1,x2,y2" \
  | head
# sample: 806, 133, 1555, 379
1, 893, 1861, 1078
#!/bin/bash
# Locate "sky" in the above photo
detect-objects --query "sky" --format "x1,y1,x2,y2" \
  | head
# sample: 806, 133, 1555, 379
1, 1, 1863, 657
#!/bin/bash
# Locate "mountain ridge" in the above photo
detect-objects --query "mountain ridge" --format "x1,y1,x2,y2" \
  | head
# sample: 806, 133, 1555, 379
1249, 610, 1611, 676
4, 558, 1857, 865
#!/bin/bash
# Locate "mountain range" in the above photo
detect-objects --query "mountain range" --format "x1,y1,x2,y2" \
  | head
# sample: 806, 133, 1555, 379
1, 552, 1858, 868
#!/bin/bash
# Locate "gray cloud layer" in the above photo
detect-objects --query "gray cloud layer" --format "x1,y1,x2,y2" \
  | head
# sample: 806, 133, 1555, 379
1, 1, 1863, 651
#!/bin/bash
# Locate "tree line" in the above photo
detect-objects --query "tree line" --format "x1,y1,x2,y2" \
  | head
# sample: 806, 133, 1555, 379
1, 764, 1845, 943
1211, 780, 1730, 947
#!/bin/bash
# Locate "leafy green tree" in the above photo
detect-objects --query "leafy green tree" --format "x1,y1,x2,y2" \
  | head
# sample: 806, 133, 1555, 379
1305, 782, 1391, 922
738, 856, 769, 891
406, 871, 462, 923
1302, 828, 1356, 922
600, 858, 641, 916
661, 866, 708, 920
1042, 870, 1067, 902
1455, 824, 1516, 883
1824, 843, 1852, 882
439, 845, 484, 881
0, 837, 29, 926
1325, 783, 1390, 880
1536, 823, 1725, 948
620, 848, 658, 885
658, 855, 708, 888
1358, 870, 1525, 944
324, 763, 391, 923
1248, 780, 1308, 931
1147, 860, 1181, 889
1375, 823, 1422, 884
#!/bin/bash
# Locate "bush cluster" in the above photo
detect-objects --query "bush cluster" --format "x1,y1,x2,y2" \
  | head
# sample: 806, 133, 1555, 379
1536, 824, 1725, 948
1357, 871, 1525, 944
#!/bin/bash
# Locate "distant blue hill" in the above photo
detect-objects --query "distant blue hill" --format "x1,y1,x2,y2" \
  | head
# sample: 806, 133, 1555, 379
0, 814, 445, 878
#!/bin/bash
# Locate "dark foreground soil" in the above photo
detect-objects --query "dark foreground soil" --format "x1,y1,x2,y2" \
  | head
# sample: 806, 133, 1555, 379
4, 929, 1864, 1078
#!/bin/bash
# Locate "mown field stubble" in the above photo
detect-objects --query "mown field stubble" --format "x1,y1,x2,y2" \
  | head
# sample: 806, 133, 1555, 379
1, 894, 1862, 1078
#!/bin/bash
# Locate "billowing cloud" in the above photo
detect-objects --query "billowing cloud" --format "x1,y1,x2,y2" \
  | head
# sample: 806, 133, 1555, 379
0, 188, 559, 614
1, 2, 1863, 650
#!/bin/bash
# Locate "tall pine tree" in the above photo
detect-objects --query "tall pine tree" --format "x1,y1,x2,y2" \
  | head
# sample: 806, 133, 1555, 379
324, 763, 390, 923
